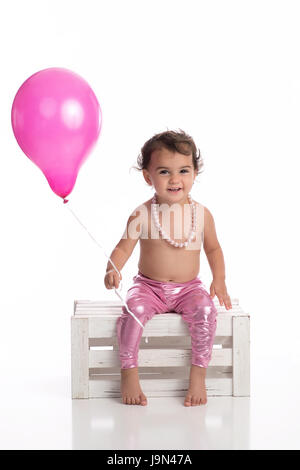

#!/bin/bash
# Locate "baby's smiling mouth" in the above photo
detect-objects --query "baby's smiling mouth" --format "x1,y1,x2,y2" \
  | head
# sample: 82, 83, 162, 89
167, 188, 182, 192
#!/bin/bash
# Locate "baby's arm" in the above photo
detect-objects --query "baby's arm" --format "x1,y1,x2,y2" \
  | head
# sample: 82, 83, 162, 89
203, 207, 232, 309
203, 207, 225, 279
104, 209, 142, 289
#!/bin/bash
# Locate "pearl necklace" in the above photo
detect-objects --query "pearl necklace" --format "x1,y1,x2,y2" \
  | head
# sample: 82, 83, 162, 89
151, 193, 196, 248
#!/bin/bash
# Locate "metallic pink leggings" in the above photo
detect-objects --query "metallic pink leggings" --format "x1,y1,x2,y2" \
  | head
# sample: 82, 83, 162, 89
116, 271, 218, 369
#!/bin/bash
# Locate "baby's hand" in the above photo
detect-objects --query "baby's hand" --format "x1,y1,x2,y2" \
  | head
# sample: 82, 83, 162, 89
104, 269, 122, 289
210, 278, 232, 310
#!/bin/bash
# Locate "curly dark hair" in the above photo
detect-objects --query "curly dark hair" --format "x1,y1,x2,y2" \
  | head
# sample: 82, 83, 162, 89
134, 129, 204, 175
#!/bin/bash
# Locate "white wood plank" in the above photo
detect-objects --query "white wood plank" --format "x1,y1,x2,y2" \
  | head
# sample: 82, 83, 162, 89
71, 317, 89, 398
75, 298, 241, 309
74, 299, 248, 318
75, 307, 247, 316
88, 377, 233, 397
232, 316, 250, 396
89, 347, 232, 368
88, 335, 231, 349
86, 313, 233, 337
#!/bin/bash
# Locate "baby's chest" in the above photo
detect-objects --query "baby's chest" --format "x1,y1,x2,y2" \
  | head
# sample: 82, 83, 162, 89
140, 207, 203, 251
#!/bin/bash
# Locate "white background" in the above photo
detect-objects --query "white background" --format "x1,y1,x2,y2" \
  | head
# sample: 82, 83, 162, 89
1, 0, 300, 449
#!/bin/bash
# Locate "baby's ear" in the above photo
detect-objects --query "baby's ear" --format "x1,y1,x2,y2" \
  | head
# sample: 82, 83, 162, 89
142, 169, 152, 186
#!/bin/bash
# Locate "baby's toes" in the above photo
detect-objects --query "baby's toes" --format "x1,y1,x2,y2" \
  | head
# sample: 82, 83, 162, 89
140, 394, 147, 406
184, 394, 192, 406
191, 396, 198, 406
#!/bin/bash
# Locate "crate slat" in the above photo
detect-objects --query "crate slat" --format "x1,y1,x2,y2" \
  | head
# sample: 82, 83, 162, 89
75, 298, 240, 308
74, 299, 245, 317
85, 314, 233, 338
71, 317, 89, 399
88, 335, 232, 349
233, 316, 250, 396
88, 377, 233, 397
89, 347, 232, 368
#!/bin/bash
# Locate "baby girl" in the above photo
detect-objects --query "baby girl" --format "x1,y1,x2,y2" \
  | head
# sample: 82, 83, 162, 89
104, 129, 232, 407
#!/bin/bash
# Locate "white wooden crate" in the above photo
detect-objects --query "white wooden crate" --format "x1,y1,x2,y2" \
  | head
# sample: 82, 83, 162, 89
71, 299, 250, 399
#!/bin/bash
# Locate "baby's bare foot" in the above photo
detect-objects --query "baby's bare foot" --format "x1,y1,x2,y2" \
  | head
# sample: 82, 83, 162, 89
184, 364, 207, 406
121, 367, 148, 405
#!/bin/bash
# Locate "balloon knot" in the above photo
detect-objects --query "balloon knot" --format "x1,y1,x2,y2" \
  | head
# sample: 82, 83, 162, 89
63, 198, 69, 204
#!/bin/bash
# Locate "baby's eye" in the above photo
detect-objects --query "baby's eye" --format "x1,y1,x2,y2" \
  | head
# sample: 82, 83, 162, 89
159, 169, 189, 175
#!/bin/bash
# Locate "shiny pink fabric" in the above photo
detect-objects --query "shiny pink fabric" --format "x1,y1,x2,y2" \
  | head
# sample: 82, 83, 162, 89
116, 271, 218, 369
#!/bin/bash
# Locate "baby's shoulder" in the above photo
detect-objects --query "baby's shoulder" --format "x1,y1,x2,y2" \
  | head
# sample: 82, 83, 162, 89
192, 198, 209, 211
125, 200, 150, 239
128, 200, 151, 220
200, 204, 214, 220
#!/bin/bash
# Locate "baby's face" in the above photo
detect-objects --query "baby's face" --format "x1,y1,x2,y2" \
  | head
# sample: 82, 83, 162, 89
142, 147, 196, 204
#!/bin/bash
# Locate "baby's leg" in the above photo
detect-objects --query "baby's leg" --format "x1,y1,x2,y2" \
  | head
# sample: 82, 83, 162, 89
116, 283, 166, 405
117, 295, 158, 369
176, 286, 218, 406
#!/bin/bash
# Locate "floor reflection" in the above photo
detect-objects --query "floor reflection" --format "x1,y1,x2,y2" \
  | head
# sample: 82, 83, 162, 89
72, 396, 250, 450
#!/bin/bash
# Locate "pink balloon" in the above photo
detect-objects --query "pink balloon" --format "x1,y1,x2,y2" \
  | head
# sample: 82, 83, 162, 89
11, 67, 102, 200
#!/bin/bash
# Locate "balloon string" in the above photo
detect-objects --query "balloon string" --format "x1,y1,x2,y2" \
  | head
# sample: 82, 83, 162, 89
64, 199, 144, 329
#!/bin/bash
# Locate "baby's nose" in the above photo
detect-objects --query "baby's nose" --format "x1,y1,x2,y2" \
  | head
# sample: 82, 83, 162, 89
169, 176, 180, 184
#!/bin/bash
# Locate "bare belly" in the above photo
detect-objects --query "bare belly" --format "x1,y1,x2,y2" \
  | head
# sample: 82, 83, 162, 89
138, 243, 200, 283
